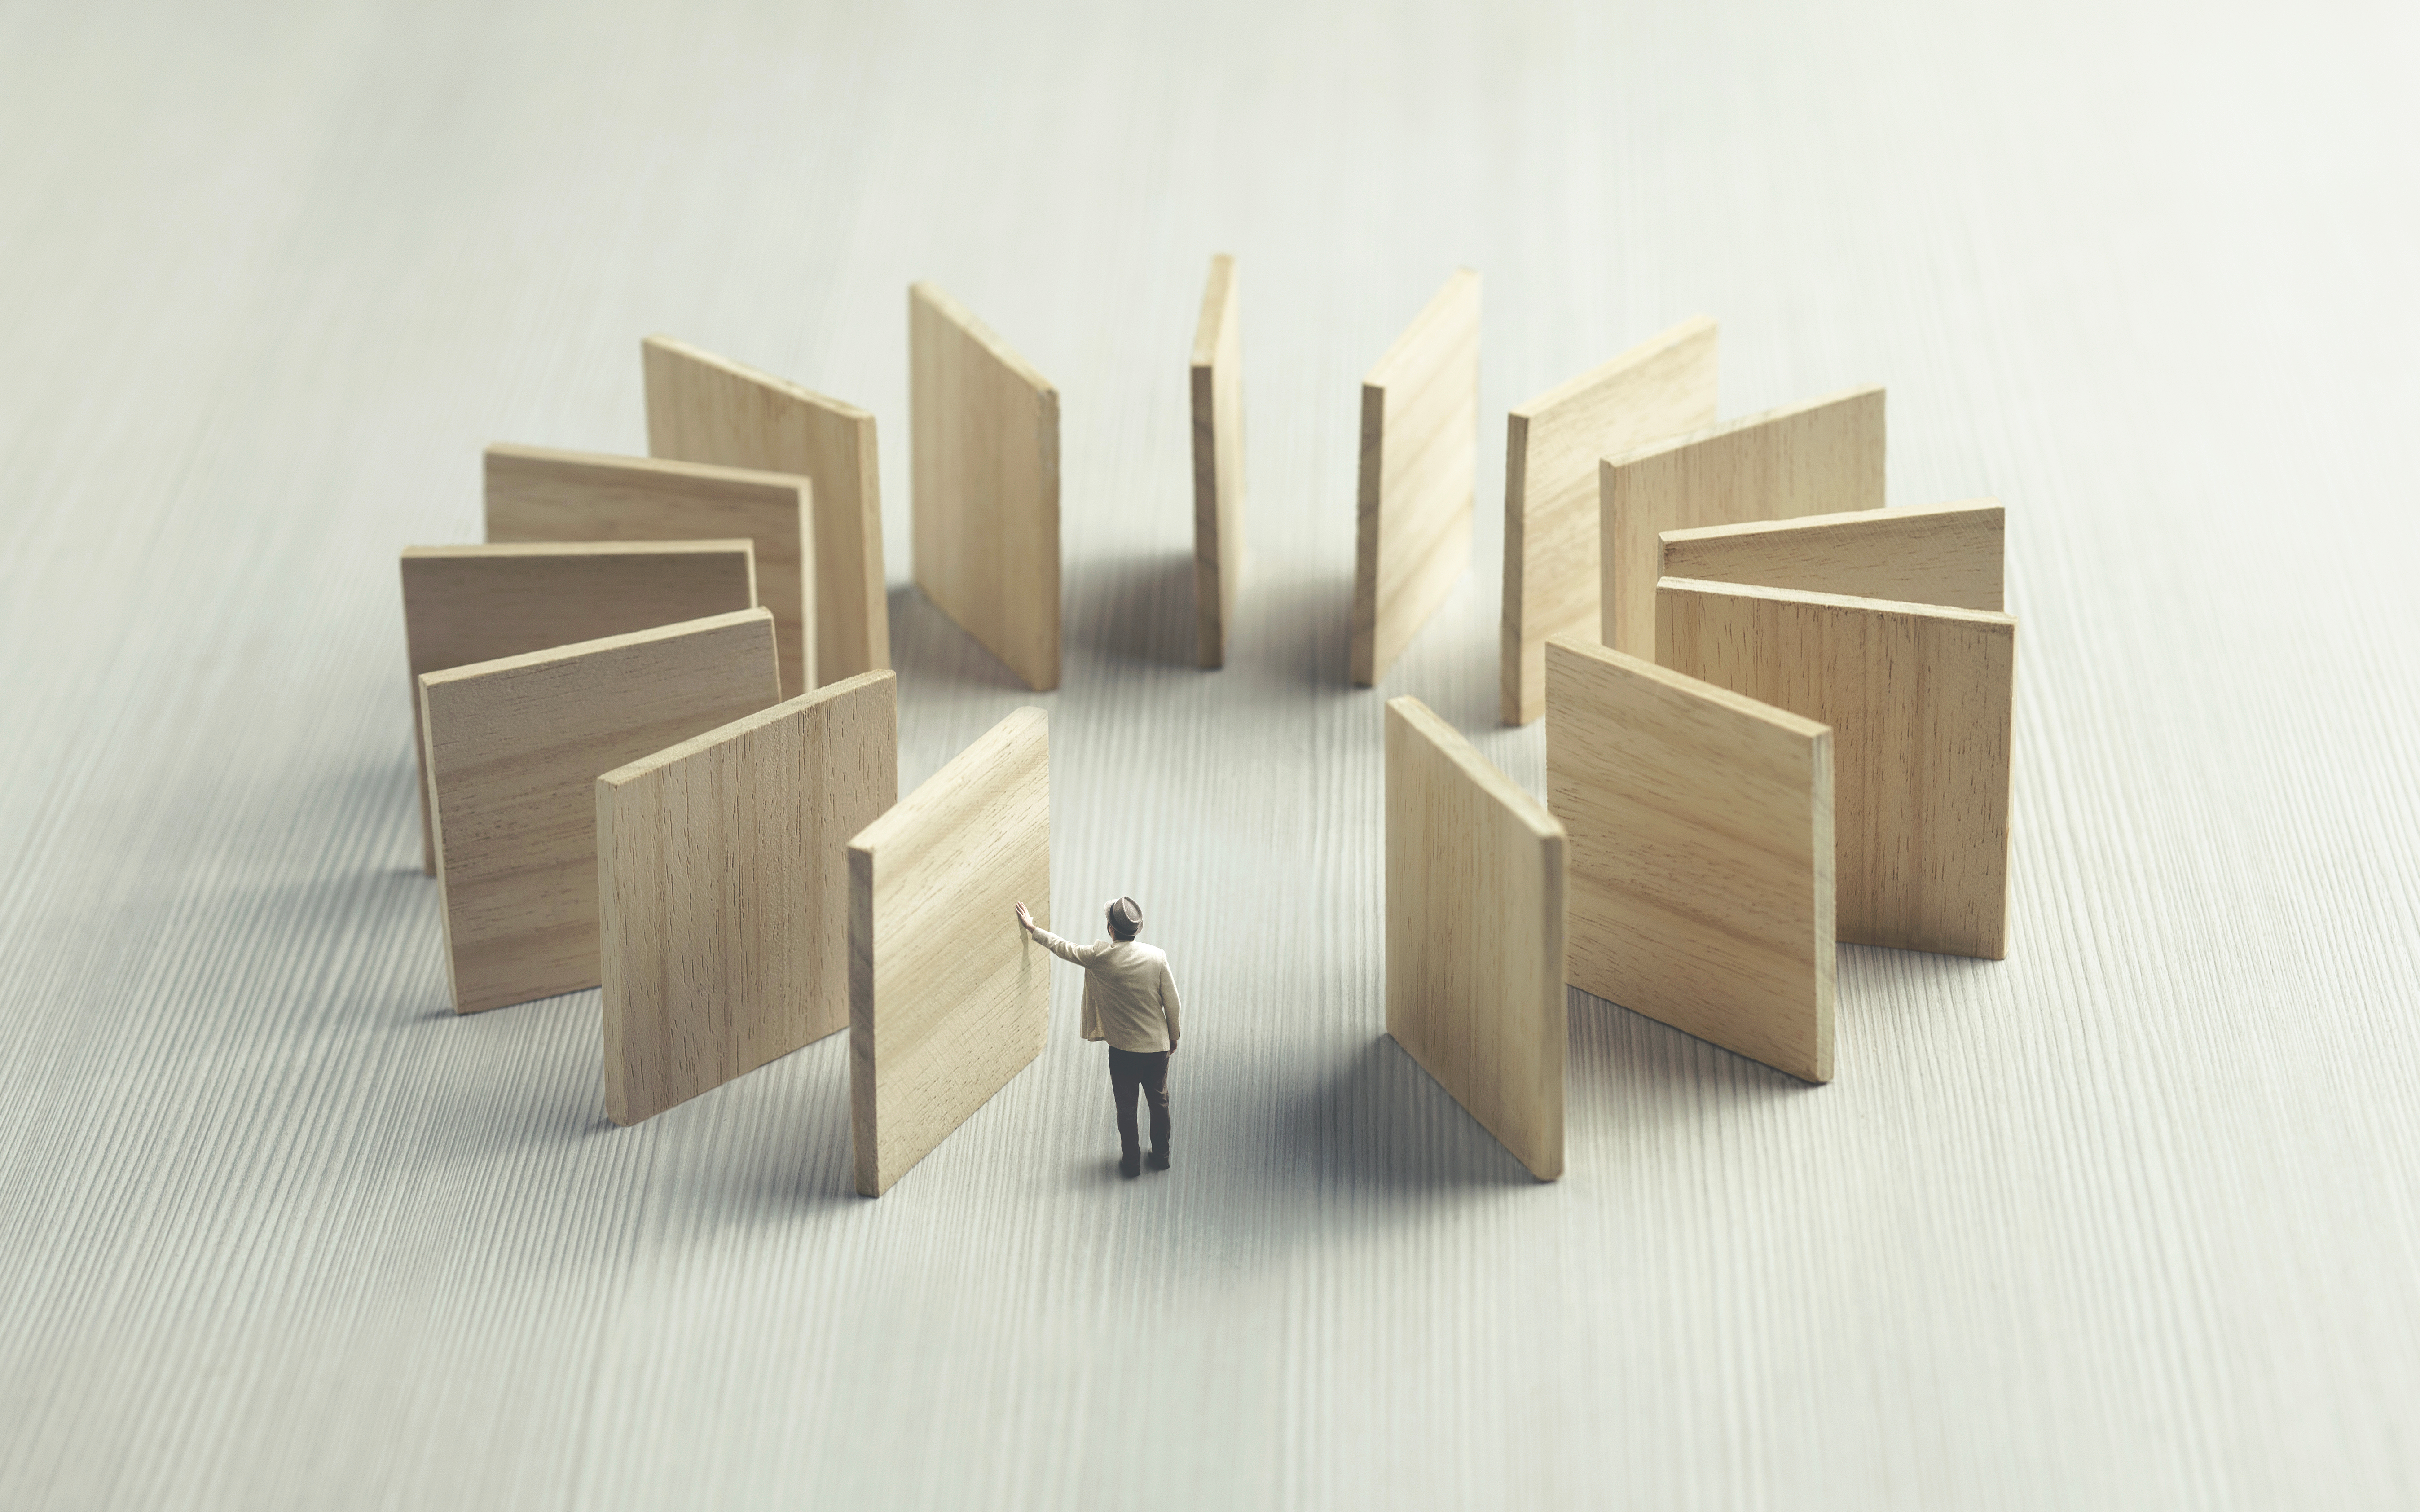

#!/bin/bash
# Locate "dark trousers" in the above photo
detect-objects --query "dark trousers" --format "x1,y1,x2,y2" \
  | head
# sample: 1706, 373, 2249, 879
1107, 1047, 1172, 1157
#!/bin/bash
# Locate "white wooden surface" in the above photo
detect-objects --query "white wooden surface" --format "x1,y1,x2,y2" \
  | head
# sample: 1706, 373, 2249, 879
2, 2, 2416, 1507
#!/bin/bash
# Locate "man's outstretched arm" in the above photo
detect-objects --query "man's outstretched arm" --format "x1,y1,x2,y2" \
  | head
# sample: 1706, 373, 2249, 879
1014, 901, 1096, 965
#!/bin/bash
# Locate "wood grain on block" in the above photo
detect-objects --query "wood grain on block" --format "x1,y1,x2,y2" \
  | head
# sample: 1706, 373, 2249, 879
400, 541, 759, 875
1384, 696, 1568, 1179
598, 671, 898, 1126
484, 443, 816, 707
1498, 316, 1718, 725
1544, 636, 1836, 1082
1660, 498, 2003, 612
642, 334, 889, 688
1600, 386, 1885, 659
418, 610, 781, 1015
1351, 269, 1480, 686
1655, 579, 2015, 959
848, 707, 1051, 1196
1190, 253, 1245, 669
908, 282, 1062, 691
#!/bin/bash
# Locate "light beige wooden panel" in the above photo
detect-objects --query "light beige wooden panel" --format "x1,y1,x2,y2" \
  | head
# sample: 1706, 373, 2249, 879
483, 443, 816, 707
597, 671, 898, 1126
1190, 253, 1245, 669
1544, 636, 1836, 1082
908, 282, 1062, 691
1599, 385, 1885, 658
1384, 696, 1567, 1179
1660, 497, 2003, 611
1498, 316, 1718, 725
641, 334, 890, 688
1655, 578, 2015, 959
1351, 269, 1480, 686
848, 706, 1051, 1196
418, 610, 780, 1015
399, 541, 759, 875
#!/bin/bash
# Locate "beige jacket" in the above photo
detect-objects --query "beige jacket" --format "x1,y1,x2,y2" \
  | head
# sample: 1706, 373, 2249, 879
1027, 927, 1184, 1053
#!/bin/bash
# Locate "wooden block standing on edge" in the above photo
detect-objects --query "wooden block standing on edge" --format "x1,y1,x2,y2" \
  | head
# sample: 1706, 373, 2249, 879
400, 541, 759, 875
1660, 498, 2003, 612
1656, 578, 2016, 959
642, 334, 891, 688
1191, 254, 1245, 669
484, 443, 817, 709
849, 707, 1052, 1196
1600, 385, 1885, 659
1499, 316, 1718, 725
1545, 636, 1836, 1082
598, 671, 899, 1125
1384, 696, 1567, 1180
1351, 269, 1481, 686
420, 609, 781, 1015
909, 282, 1062, 692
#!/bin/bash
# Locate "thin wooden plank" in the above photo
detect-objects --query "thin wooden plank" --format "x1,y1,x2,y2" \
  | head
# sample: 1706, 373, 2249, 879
1351, 268, 1481, 686
597, 670, 898, 1125
1656, 578, 2016, 959
641, 334, 890, 688
1190, 253, 1245, 669
483, 443, 818, 709
1384, 695, 1567, 1178
418, 609, 781, 1014
399, 541, 759, 876
1599, 386, 1886, 659
1544, 635, 1836, 1082
908, 281, 1062, 691
1499, 316, 1718, 725
1660, 497, 2003, 611
847, 706, 1052, 1196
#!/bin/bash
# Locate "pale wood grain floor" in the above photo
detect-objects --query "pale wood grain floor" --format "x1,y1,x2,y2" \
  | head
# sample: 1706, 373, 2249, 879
3, 2, 2417, 1506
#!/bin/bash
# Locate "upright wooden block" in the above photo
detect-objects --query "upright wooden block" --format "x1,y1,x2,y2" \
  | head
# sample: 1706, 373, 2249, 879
400, 541, 759, 875
1599, 386, 1885, 658
419, 609, 780, 1015
1384, 696, 1567, 1180
1655, 579, 2016, 959
848, 707, 1051, 1196
1499, 316, 1718, 725
1545, 636, 1836, 1082
1660, 498, 2003, 611
1190, 253, 1245, 669
642, 334, 890, 688
1351, 269, 1481, 686
484, 443, 817, 708
908, 282, 1062, 692
598, 671, 898, 1125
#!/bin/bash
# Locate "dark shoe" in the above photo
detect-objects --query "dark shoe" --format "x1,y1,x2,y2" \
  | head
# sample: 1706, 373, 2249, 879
1146, 1147, 1170, 1171
1119, 1151, 1142, 1179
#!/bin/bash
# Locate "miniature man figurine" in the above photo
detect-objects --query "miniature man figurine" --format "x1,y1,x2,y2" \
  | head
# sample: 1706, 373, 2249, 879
1014, 896, 1183, 1179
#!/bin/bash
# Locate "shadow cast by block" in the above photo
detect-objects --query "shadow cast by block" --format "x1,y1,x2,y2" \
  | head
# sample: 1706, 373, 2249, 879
1566, 988, 1822, 1116
1276, 1035, 1539, 1192
1068, 550, 1195, 668
886, 584, 1037, 694
1243, 569, 1357, 692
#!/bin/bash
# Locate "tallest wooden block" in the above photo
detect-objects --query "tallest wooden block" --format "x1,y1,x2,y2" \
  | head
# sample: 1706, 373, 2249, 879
1351, 269, 1481, 686
642, 334, 890, 690
910, 282, 1062, 692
